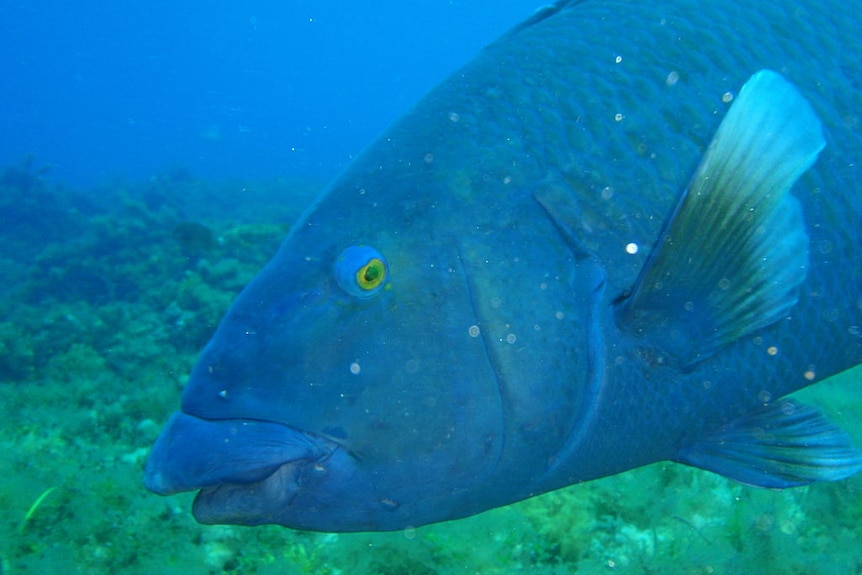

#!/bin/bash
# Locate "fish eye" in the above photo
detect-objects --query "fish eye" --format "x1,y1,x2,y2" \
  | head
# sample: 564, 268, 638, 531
335, 245, 388, 298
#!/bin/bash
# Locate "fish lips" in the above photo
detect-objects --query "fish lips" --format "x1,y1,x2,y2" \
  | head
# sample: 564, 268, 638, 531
144, 412, 337, 513
191, 444, 360, 526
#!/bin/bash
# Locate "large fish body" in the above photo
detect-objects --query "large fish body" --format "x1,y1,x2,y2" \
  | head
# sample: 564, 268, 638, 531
146, 0, 862, 531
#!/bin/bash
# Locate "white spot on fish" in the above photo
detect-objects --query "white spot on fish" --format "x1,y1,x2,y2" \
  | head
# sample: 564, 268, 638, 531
625, 242, 638, 255
350, 362, 361, 375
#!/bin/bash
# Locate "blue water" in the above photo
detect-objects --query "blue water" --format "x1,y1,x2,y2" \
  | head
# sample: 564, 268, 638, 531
1, 2, 862, 574
0, 1, 537, 187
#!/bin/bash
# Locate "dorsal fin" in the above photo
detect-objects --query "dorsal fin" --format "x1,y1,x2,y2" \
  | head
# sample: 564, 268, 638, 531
495, 1, 584, 42
617, 70, 825, 366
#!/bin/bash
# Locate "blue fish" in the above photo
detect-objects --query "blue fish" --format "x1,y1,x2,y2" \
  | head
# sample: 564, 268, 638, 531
145, 0, 862, 532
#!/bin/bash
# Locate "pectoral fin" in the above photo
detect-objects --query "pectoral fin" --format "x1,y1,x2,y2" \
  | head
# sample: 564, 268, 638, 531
675, 400, 862, 487
617, 70, 825, 366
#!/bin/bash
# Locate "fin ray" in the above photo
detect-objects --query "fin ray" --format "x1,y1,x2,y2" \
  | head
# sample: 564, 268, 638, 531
675, 400, 862, 487
618, 70, 825, 365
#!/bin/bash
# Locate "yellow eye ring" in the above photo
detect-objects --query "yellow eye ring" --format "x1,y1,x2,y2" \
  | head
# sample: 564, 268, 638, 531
335, 246, 388, 298
356, 257, 386, 291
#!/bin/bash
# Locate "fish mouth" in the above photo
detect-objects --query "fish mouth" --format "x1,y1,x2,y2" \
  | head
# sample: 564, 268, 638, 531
144, 412, 337, 503
192, 457, 310, 526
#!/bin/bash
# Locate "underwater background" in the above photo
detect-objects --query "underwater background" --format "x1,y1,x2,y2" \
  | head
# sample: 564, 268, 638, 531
2, 1, 862, 574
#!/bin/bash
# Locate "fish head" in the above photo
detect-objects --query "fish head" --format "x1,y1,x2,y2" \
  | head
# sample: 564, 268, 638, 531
143, 85, 614, 528
145, 169, 539, 531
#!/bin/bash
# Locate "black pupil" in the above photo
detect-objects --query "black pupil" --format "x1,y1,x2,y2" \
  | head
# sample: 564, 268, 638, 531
364, 265, 380, 282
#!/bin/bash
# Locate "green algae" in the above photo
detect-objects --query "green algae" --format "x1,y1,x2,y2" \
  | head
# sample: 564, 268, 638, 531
0, 163, 860, 575
17, 487, 58, 535
0, 322, 35, 382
